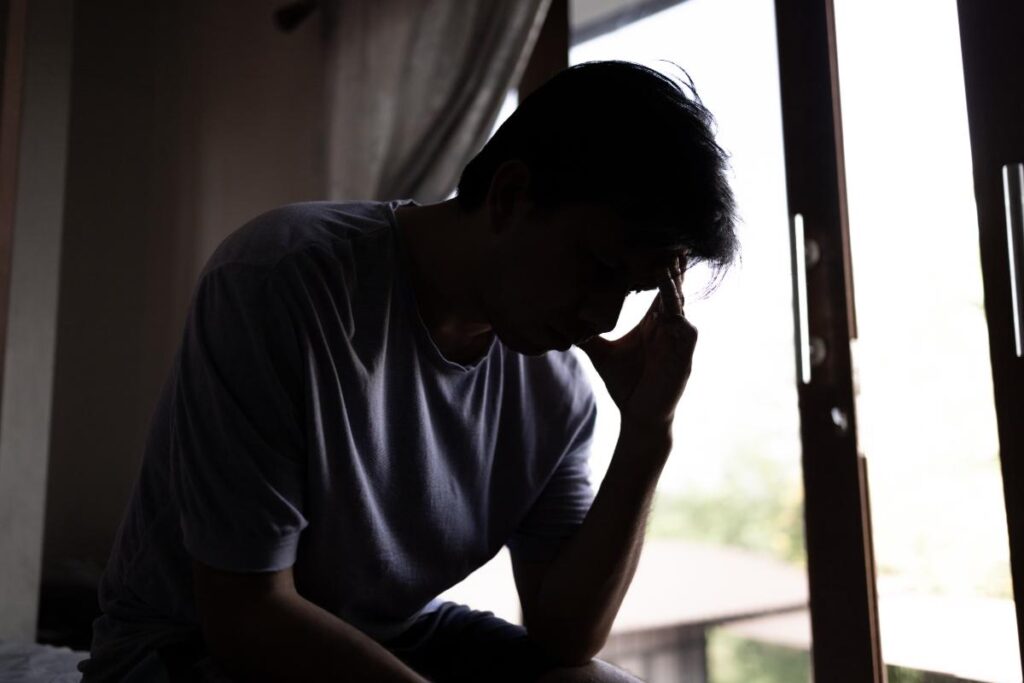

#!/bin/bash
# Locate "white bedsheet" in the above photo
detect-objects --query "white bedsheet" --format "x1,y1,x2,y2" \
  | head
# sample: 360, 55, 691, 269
0, 640, 85, 682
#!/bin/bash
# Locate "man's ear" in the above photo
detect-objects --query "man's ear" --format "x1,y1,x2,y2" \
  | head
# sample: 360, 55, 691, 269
485, 160, 532, 234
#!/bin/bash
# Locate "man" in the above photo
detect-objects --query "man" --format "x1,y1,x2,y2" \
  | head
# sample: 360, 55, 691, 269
80, 60, 737, 682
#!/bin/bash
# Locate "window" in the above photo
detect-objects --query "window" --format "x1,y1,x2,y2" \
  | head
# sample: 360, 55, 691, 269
833, 0, 1021, 678
570, 1, 811, 679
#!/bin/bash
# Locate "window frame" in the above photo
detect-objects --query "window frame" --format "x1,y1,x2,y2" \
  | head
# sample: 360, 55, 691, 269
957, 0, 1024, 670
774, 0, 884, 679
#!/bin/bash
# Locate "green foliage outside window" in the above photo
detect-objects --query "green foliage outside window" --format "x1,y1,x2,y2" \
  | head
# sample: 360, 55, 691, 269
647, 446, 806, 567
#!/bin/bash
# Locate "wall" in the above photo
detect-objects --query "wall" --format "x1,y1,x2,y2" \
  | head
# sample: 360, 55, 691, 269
41, 0, 325, 587
0, 0, 72, 640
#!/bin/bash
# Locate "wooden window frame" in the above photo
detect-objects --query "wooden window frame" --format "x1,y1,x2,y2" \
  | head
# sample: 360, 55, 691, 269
774, 1, 884, 679
519, 0, 569, 98
957, 0, 1024, 670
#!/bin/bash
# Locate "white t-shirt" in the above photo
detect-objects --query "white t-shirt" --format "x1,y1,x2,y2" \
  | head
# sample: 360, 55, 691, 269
80, 199, 597, 680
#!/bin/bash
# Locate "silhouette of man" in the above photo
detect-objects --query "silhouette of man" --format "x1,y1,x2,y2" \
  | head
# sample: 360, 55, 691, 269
80, 61, 738, 682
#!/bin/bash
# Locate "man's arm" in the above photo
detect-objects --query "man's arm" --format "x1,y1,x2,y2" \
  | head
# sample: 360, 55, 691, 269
515, 257, 694, 664
192, 560, 428, 683
512, 419, 670, 665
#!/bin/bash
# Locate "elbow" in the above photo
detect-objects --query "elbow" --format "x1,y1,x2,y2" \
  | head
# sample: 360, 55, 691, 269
525, 617, 608, 668
544, 638, 606, 668
557, 649, 604, 669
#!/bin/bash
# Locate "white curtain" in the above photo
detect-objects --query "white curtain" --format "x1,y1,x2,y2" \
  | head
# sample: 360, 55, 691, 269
323, 0, 551, 203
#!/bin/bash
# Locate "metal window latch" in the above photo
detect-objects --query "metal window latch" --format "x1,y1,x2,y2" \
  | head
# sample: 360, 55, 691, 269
791, 213, 826, 382
1002, 163, 1024, 358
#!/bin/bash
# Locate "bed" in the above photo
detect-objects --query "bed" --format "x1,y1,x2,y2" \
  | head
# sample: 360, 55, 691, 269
0, 640, 86, 682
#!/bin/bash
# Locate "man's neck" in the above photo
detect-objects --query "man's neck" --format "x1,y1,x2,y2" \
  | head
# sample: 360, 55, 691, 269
394, 200, 494, 364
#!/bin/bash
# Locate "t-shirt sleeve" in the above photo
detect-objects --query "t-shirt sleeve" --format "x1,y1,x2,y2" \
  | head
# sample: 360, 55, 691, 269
506, 397, 598, 564
171, 263, 308, 573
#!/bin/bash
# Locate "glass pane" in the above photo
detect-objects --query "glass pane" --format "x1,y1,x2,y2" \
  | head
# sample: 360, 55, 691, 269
570, 1, 811, 680
833, 0, 1022, 680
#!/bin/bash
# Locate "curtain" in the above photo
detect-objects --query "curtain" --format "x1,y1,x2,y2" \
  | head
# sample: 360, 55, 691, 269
323, 0, 551, 203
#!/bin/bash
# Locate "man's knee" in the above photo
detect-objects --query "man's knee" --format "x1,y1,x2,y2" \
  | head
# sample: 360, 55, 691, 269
536, 658, 644, 683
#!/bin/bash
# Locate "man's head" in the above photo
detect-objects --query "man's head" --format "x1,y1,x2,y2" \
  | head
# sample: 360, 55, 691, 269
456, 61, 739, 355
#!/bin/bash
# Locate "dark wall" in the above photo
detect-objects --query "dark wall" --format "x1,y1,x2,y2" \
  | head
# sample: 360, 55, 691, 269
42, 0, 326, 589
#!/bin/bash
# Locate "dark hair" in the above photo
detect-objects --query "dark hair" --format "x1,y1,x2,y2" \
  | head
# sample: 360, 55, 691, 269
457, 60, 739, 286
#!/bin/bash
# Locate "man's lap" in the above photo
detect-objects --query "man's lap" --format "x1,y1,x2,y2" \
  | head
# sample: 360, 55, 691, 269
116, 601, 564, 682
379, 601, 562, 683
382, 602, 643, 682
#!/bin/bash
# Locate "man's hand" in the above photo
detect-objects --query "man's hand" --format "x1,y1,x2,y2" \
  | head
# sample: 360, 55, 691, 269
517, 259, 693, 661
578, 254, 697, 429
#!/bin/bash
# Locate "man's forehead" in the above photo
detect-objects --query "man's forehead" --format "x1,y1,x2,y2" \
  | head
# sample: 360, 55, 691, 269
576, 208, 677, 251
625, 245, 683, 268
566, 203, 685, 270
612, 228, 685, 271
622, 247, 684, 287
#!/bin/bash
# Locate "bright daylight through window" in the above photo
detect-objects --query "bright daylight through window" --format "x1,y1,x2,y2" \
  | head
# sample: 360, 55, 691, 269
445, 1, 1020, 680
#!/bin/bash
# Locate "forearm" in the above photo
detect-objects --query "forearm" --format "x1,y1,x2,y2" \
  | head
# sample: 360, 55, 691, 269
527, 419, 672, 662
201, 589, 427, 683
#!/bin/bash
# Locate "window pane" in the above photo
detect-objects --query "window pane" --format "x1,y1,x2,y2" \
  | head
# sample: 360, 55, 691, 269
571, 1, 811, 680
833, 0, 1022, 679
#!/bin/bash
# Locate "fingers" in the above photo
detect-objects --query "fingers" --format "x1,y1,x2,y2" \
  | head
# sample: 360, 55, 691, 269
654, 255, 697, 350
673, 254, 686, 309
657, 260, 685, 321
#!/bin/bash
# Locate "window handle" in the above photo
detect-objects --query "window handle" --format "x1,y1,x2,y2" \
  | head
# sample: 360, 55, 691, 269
790, 213, 816, 383
1002, 163, 1024, 358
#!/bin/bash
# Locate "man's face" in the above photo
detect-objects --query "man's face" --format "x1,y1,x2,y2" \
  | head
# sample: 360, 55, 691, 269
478, 202, 680, 355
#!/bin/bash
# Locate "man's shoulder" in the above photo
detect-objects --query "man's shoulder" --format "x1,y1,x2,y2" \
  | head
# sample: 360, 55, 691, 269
202, 200, 401, 274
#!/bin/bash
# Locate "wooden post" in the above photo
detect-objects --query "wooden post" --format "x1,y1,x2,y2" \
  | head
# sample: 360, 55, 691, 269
774, 0, 884, 679
519, 0, 568, 99
957, 0, 1024, 670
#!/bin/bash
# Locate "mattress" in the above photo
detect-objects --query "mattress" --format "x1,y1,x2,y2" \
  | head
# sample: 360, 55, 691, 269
0, 640, 85, 682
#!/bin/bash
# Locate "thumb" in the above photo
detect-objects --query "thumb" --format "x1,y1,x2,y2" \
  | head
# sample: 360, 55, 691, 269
577, 335, 614, 369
